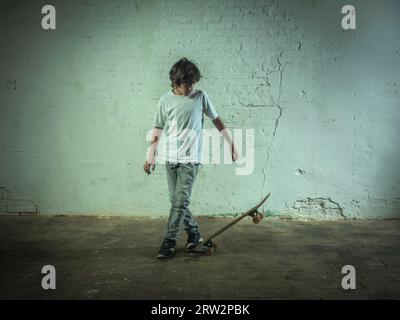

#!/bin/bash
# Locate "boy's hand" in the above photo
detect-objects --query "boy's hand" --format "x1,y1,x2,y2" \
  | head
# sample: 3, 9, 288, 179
143, 160, 155, 175
232, 149, 239, 162
231, 144, 239, 162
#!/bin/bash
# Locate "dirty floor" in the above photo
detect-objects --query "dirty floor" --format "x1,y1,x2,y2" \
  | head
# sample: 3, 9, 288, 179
0, 216, 399, 299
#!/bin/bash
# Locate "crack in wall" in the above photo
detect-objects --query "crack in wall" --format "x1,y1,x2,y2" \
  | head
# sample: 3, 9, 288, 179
264, 50, 288, 165
271, 50, 287, 137
260, 50, 289, 199
260, 167, 266, 198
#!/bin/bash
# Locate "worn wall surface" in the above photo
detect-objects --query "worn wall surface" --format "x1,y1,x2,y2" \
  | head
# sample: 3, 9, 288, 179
1, 0, 399, 219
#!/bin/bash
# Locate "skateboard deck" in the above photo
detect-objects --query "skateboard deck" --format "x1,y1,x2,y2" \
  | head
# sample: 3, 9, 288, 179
187, 192, 271, 255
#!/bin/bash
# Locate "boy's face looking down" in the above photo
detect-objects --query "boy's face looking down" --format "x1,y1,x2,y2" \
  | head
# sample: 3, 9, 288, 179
173, 82, 195, 96
169, 58, 201, 96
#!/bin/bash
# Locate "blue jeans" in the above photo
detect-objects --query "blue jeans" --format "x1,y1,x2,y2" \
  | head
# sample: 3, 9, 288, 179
164, 162, 201, 241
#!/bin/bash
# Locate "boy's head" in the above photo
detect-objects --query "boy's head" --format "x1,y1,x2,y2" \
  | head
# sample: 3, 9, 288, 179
169, 57, 201, 96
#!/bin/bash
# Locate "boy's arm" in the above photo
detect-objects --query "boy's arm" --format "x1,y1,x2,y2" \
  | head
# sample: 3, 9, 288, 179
212, 117, 239, 162
143, 127, 163, 174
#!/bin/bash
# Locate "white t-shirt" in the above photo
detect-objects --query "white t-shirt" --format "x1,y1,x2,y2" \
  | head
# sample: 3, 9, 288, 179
152, 89, 219, 164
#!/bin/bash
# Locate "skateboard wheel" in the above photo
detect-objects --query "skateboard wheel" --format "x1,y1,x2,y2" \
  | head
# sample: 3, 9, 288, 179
252, 212, 264, 224
204, 242, 216, 255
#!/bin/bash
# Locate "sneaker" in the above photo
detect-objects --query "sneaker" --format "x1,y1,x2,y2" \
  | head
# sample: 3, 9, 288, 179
157, 238, 176, 259
185, 232, 203, 250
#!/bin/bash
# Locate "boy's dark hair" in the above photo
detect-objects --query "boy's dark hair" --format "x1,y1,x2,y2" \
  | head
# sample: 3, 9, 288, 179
169, 57, 201, 88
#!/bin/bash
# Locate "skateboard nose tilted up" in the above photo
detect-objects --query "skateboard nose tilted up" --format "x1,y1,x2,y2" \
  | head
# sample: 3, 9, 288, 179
187, 192, 271, 256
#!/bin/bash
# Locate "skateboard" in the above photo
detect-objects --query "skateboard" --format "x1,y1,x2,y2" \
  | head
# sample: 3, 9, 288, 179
187, 192, 271, 255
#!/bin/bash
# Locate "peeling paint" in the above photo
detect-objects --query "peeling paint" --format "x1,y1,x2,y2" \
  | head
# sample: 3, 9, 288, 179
6, 80, 16, 91
0, 186, 38, 215
289, 197, 345, 220
295, 169, 306, 176
0, 186, 12, 200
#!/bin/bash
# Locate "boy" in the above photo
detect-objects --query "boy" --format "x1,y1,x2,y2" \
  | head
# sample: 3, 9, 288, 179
143, 57, 238, 259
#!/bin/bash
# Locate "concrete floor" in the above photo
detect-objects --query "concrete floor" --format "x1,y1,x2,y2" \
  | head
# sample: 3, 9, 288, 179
0, 215, 399, 299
